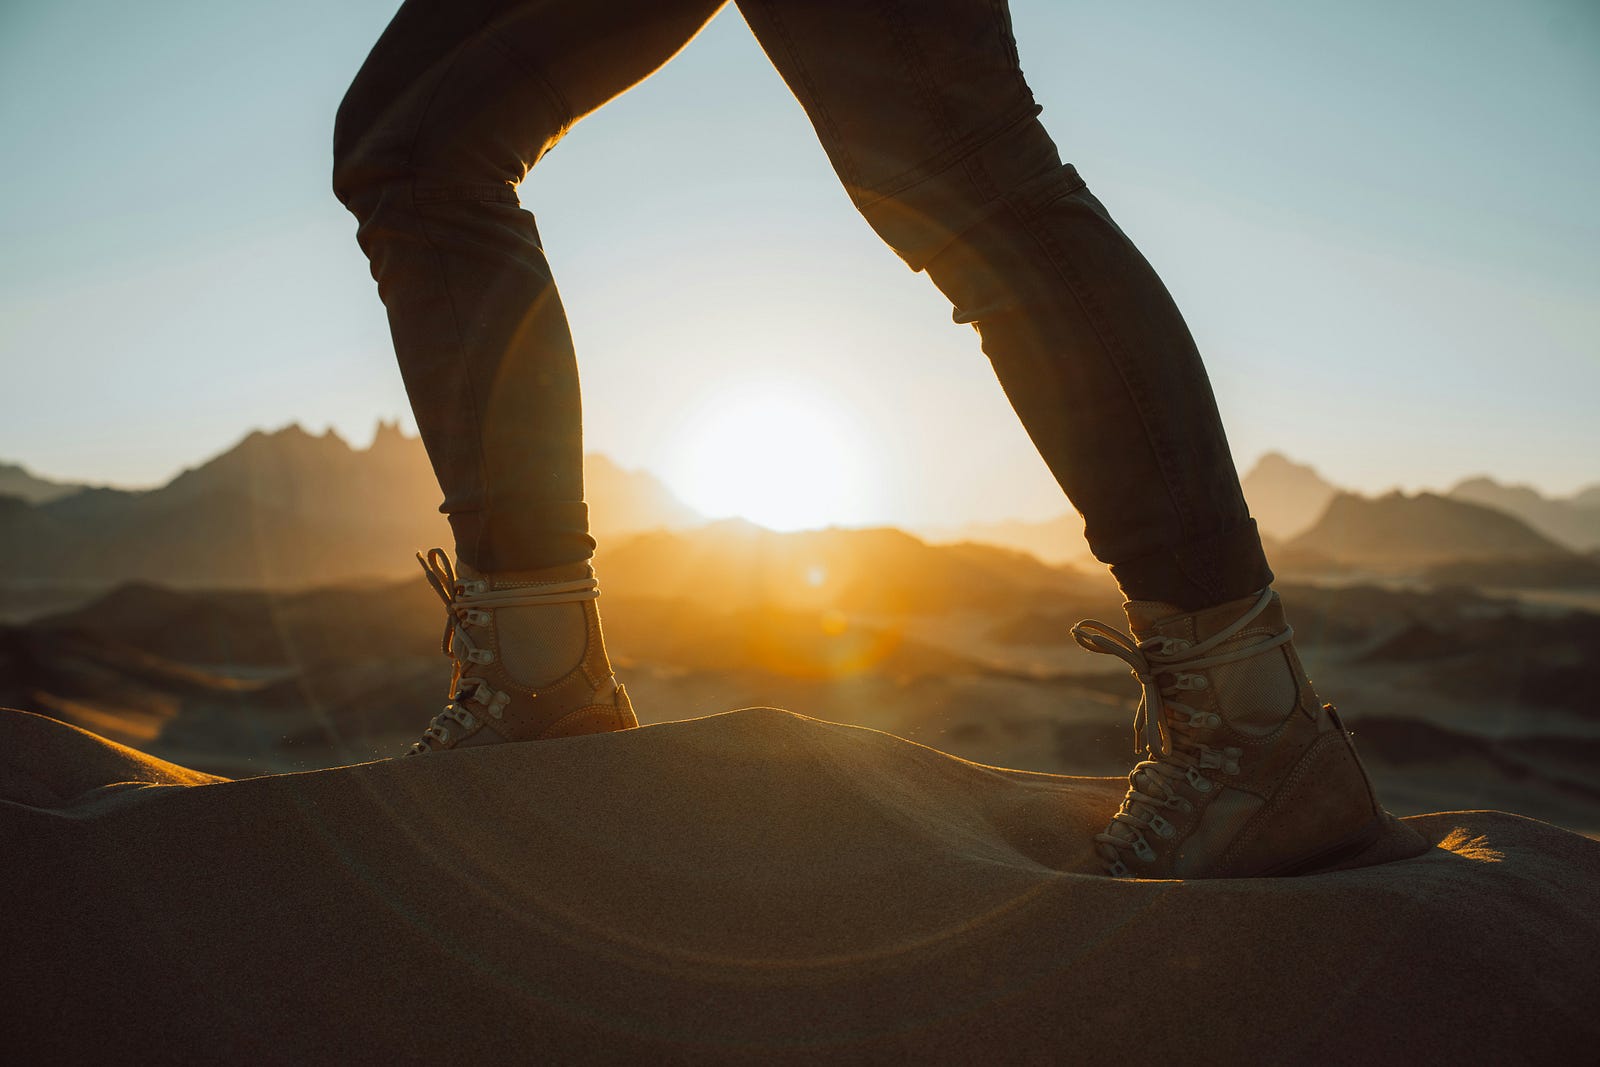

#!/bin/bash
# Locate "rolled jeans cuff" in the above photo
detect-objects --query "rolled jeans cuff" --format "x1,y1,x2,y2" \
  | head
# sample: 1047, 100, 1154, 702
447, 501, 596, 573
1108, 519, 1275, 611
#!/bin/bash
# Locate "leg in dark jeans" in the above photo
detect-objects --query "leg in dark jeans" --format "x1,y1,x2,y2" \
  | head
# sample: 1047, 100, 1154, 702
729, 1, 1393, 882
737, 0, 1271, 610
334, 0, 726, 573
333, 1, 726, 754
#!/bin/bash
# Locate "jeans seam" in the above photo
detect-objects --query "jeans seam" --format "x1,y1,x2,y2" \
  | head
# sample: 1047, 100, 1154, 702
752, 3, 862, 190
1008, 193, 1203, 566
877, 0, 956, 164
482, 31, 575, 139
401, 31, 495, 567
991, 0, 1024, 81
412, 192, 493, 569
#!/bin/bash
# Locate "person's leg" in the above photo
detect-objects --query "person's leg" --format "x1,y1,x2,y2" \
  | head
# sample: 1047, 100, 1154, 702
334, 0, 725, 574
333, 0, 726, 752
736, 0, 1267, 611
735, 0, 1387, 877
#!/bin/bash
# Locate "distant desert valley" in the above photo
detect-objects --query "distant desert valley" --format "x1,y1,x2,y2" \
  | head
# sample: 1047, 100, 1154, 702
3, 424, 1598, 836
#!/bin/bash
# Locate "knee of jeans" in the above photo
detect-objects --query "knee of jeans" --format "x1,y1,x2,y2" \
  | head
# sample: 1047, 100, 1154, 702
332, 98, 541, 216
331, 95, 394, 211
853, 113, 1074, 273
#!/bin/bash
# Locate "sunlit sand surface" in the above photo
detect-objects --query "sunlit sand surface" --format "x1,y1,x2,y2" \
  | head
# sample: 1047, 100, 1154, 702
6, 706, 1596, 1061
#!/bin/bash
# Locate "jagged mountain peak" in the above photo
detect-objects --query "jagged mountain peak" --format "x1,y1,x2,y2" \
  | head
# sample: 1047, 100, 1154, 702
1245, 451, 1329, 480
1288, 489, 1569, 568
0, 460, 83, 504
1241, 451, 1341, 541
1448, 474, 1600, 551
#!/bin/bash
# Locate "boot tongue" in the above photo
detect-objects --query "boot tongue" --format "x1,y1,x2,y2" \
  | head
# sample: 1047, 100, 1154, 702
1123, 600, 1187, 641
1126, 591, 1286, 645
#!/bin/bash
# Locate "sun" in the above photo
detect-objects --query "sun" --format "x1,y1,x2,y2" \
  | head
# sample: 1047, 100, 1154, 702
663, 384, 874, 531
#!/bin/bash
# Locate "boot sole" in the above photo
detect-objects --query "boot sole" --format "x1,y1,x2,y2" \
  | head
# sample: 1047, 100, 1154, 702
1254, 813, 1388, 878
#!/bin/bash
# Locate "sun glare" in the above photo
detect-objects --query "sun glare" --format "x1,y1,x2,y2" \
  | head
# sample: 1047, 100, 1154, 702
664, 384, 874, 531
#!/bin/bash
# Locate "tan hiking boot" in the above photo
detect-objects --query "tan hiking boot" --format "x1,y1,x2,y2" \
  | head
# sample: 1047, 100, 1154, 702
1071, 588, 1385, 878
404, 547, 638, 755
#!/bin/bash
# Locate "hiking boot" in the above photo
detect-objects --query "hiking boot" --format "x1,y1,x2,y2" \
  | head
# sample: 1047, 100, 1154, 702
404, 547, 638, 755
1071, 588, 1385, 878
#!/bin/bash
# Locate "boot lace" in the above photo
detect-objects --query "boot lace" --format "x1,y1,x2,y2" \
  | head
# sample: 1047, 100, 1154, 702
405, 548, 603, 756
1070, 588, 1291, 877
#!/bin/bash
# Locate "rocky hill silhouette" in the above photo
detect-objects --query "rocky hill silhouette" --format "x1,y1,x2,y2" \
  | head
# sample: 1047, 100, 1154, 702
7, 434, 1599, 596
599, 519, 1102, 614
1286, 490, 1576, 570
922, 451, 1340, 563
931, 451, 1584, 576
0, 423, 701, 591
1449, 475, 1600, 551
1241, 451, 1339, 540
922, 512, 1087, 565
0, 461, 81, 504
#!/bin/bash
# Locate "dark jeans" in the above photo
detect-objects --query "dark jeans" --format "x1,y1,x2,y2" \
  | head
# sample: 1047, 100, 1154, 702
333, 0, 1273, 609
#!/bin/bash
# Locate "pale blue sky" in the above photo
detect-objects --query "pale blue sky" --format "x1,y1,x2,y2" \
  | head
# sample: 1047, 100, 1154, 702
1, 0, 1596, 527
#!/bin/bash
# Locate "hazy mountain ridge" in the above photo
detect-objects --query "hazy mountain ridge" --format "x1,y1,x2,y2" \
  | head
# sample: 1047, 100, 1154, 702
1448, 475, 1600, 551
0, 423, 701, 591
1286, 490, 1571, 568
599, 519, 1103, 615
1242, 451, 1340, 540
920, 513, 1087, 566
0, 461, 88, 505
3, 432, 1597, 595
931, 452, 1598, 586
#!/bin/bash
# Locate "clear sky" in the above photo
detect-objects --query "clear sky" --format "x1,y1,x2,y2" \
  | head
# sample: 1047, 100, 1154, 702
2, 0, 1596, 529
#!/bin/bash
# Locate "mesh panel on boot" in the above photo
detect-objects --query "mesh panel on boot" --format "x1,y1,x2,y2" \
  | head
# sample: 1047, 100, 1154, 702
1205, 643, 1298, 735
495, 602, 589, 687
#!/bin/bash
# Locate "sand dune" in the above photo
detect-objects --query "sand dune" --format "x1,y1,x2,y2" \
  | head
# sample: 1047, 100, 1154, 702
6, 706, 1597, 1062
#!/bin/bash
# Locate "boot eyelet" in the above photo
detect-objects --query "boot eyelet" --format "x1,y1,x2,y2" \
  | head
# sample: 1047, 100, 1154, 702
1107, 859, 1131, 878
1148, 815, 1176, 839
1132, 835, 1156, 862
468, 649, 495, 665
1186, 767, 1213, 793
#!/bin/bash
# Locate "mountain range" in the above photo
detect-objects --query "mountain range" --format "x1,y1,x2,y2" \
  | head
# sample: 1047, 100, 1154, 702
0, 423, 702, 590
0, 461, 83, 505
2, 429, 1596, 595
1286, 491, 1572, 568
930, 451, 1600, 580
